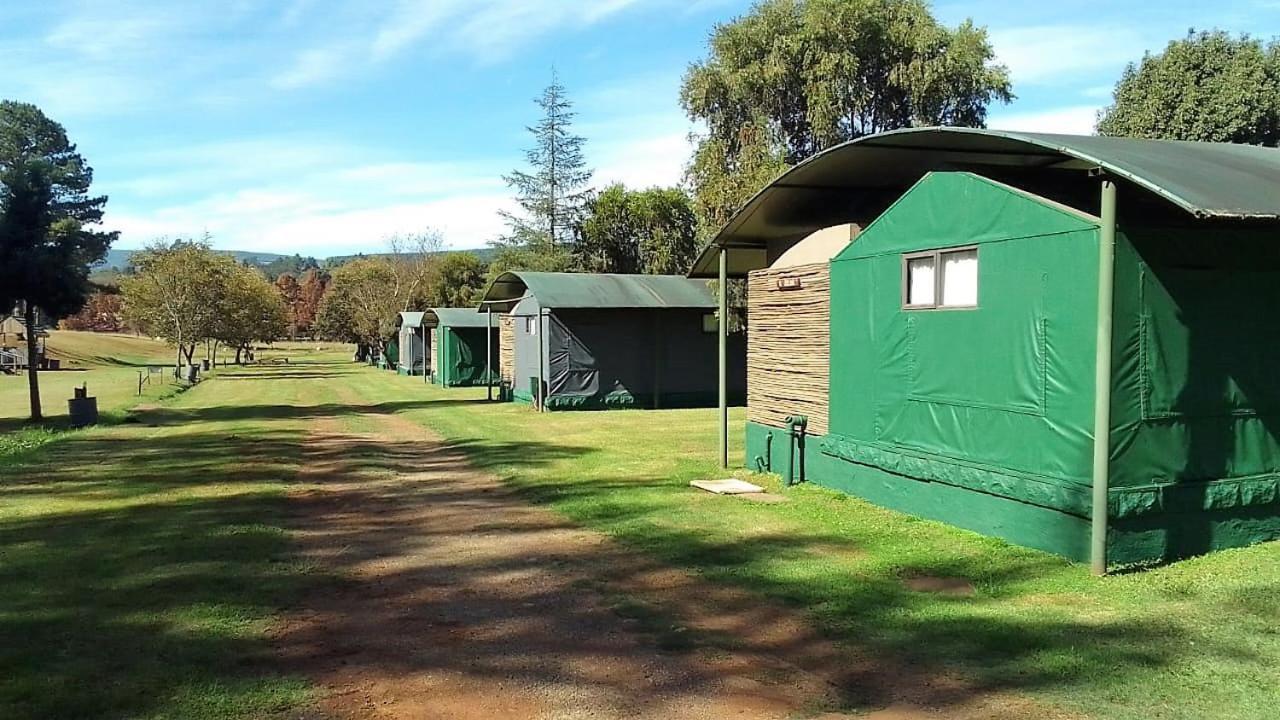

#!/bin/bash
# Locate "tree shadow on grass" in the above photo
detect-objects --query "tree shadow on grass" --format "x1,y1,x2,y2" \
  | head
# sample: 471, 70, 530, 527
130, 399, 483, 425
404, 437, 1258, 715
1, 370, 1254, 718
0, 472, 320, 719
214, 370, 348, 380
264, 440, 1214, 717
0, 418, 594, 720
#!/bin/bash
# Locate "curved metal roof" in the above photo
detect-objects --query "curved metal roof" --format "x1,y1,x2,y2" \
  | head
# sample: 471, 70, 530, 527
479, 271, 715, 312
427, 308, 493, 328
397, 311, 425, 328
690, 127, 1280, 277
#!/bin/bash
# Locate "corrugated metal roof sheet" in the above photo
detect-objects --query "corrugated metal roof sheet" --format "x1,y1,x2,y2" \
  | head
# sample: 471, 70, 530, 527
689, 127, 1280, 277
480, 271, 715, 311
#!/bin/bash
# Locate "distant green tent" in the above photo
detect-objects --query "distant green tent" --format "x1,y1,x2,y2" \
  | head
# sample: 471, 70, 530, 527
425, 308, 498, 387
477, 272, 745, 410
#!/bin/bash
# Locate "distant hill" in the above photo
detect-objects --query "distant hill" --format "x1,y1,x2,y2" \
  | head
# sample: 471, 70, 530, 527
95, 248, 289, 271
322, 247, 498, 267
92, 246, 498, 286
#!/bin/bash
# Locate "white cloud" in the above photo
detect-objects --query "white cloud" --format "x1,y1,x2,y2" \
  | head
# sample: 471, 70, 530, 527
592, 131, 691, 188
988, 105, 1101, 135
371, 0, 461, 60
370, 0, 645, 64
100, 138, 519, 253
990, 25, 1146, 84
105, 188, 515, 255
101, 116, 695, 255
272, 45, 354, 89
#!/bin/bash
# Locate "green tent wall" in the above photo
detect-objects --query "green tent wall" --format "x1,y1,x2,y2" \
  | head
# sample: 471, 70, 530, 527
1108, 225, 1280, 561
433, 325, 498, 387
744, 171, 1280, 566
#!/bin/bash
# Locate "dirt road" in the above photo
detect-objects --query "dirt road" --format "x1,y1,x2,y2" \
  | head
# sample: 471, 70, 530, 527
273, 401, 1068, 720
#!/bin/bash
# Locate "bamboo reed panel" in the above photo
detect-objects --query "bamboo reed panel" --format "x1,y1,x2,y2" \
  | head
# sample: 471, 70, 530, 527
499, 314, 515, 383
747, 262, 830, 434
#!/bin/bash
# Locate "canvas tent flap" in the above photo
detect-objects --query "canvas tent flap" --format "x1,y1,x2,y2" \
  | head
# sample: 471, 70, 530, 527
690, 126, 1280, 278
547, 314, 599, 398
437, 325, 498, 386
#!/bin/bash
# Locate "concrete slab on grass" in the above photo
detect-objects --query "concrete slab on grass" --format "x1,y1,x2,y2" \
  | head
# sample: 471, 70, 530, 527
691, 478, 765, 495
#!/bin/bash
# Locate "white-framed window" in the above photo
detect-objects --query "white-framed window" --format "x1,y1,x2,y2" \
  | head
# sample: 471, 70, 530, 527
525, 316, 538, 336
902, 246, 979, 310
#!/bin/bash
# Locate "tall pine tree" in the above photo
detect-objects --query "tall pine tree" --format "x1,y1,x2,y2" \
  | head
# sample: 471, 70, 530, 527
499, 71, 593, 258
0, 101, 114, 421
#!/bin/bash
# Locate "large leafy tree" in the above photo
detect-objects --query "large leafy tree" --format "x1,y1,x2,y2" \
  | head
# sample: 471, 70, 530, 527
421, 252, 488, 308
295, 268, 329, 337
212, 266, 288, 364
275, 273, 302, 338
574, 184, 699, 275
60, 291, 125, 332
681, 0, 1011, 236
0, 101, 115, 421
314, 258, 399, 357
499, 71, 592, 260
1097, 30, 1280, 145
122, 240, 236, 373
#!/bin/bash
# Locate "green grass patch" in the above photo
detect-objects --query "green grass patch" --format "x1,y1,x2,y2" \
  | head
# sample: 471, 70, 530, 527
0, 354, 346, 720
346, 365, 1280, 720
0, 425, 59, 462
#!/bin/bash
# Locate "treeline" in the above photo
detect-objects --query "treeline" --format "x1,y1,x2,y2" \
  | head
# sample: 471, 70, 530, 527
121, 241, 287, 369
313, 235, 487, 359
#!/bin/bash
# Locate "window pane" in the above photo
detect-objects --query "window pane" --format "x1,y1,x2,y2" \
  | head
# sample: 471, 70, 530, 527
906, 255, 936, 306
941, 249, 978, 306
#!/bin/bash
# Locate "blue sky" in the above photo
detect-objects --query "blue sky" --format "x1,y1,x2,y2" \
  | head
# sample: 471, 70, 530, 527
2, 0, 1278, 256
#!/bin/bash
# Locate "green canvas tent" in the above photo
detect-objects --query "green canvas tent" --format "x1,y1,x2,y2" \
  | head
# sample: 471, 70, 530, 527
693, 127, 1280, 570
425, 308, 498, 387
478, 271, 746, 410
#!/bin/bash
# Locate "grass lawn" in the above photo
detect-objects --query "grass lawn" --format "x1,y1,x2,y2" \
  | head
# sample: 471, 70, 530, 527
4, 345, 1277, 720
0, 350, 348, 719
1, 332, 189, 460
345, 366, 1280, 720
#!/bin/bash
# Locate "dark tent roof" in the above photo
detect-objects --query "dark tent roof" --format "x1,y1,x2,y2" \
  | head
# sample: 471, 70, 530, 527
427, 308, 492, 328
689, 127, 1280, 277
479, 271, 716, 312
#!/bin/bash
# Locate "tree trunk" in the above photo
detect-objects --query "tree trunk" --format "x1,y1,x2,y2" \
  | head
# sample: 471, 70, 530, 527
24, 303, 42, 422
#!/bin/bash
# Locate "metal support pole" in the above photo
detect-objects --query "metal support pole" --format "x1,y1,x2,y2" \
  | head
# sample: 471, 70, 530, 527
486, 306, 494, 402
718, 246, 729, 469
1091, 179, 1118, 576
537, 310, 546, 412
